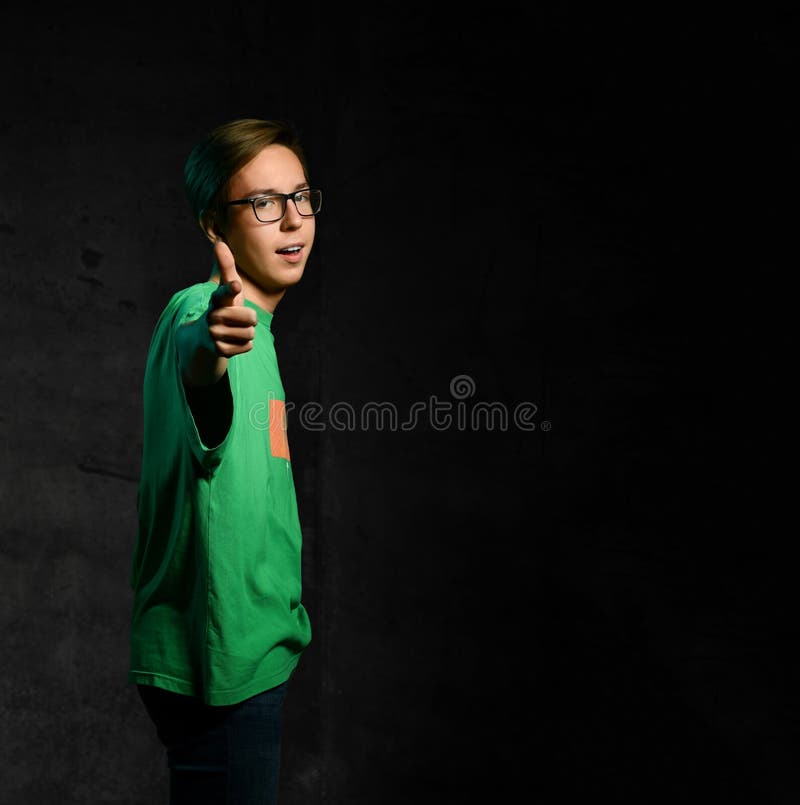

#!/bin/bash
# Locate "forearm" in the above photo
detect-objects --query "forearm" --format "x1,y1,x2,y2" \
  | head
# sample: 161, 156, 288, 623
176, 316, 229, 387
176, 268, 255, 388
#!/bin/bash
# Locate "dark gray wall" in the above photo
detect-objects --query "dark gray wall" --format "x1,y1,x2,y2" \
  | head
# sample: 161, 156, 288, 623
1, 4, 793, 803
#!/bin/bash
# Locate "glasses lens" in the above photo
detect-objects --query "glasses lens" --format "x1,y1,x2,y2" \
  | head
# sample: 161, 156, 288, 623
253, 195, 285, 222
294, 188, 322, 216
250, 189, 322, 222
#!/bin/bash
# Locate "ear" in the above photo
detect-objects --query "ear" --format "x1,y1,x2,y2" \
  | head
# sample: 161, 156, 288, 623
199, 209, 225, 244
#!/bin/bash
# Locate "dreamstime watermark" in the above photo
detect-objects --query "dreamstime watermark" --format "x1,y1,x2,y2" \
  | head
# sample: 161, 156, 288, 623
249, 374, 551, 433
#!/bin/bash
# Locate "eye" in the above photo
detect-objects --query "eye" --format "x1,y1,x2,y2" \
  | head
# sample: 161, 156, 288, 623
294, 190, 310, 203
254, 196, 278, 210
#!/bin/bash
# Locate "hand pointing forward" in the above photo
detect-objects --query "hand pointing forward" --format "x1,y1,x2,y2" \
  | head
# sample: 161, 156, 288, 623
206, 240, 257, 358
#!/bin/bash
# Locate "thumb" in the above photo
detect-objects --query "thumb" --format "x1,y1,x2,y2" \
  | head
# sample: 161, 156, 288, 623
212, 239, 244, 307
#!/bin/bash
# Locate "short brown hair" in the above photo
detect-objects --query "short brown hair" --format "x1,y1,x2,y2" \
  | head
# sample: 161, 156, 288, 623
184, 117, 309, 233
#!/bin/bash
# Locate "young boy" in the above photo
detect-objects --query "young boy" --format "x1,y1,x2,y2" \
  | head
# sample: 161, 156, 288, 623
128, 118, 320, 803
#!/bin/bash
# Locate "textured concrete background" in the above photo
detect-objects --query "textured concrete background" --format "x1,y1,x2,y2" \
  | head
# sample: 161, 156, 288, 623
0, 4, 793, 804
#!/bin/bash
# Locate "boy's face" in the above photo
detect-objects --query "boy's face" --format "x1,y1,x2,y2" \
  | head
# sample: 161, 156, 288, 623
221, 143, 316, 296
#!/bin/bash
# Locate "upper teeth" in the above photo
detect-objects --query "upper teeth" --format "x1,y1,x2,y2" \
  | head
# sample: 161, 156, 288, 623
284, 246, 300, 252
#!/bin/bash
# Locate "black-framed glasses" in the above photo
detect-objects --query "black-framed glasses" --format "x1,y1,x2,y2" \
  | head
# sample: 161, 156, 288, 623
225, 187, 323, 223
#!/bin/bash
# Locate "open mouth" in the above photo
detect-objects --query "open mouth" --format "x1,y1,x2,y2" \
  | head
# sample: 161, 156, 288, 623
276, 244, 303, 255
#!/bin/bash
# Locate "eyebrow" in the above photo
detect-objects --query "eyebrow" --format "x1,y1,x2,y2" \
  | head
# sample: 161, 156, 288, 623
244, 181, 310, 197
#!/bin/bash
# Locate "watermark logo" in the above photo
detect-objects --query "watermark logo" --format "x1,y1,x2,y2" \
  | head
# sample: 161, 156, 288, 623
249, 374, 550, 433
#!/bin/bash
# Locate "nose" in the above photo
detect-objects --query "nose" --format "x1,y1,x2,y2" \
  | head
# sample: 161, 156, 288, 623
281, 198, 303, 230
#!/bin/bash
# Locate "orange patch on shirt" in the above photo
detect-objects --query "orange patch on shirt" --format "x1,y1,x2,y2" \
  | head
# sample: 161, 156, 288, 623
269, 398, 291, 460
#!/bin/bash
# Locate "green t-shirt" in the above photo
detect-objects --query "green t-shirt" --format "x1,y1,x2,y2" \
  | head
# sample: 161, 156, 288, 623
128, 281, 311, 706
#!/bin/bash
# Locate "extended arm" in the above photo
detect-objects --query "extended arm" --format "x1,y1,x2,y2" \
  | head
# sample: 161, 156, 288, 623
175, 240, 257, 446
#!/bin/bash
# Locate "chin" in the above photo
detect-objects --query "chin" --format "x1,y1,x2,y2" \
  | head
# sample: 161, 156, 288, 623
285, 264, 306, 282
272, 267, 306, 289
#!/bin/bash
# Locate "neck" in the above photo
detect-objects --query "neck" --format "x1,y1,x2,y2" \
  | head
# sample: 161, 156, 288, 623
208, 270, 287, 314
239, 273, 287, 314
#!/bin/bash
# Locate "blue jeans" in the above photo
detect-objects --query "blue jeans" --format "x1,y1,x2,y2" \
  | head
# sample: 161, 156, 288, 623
137, 681, 288, 804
